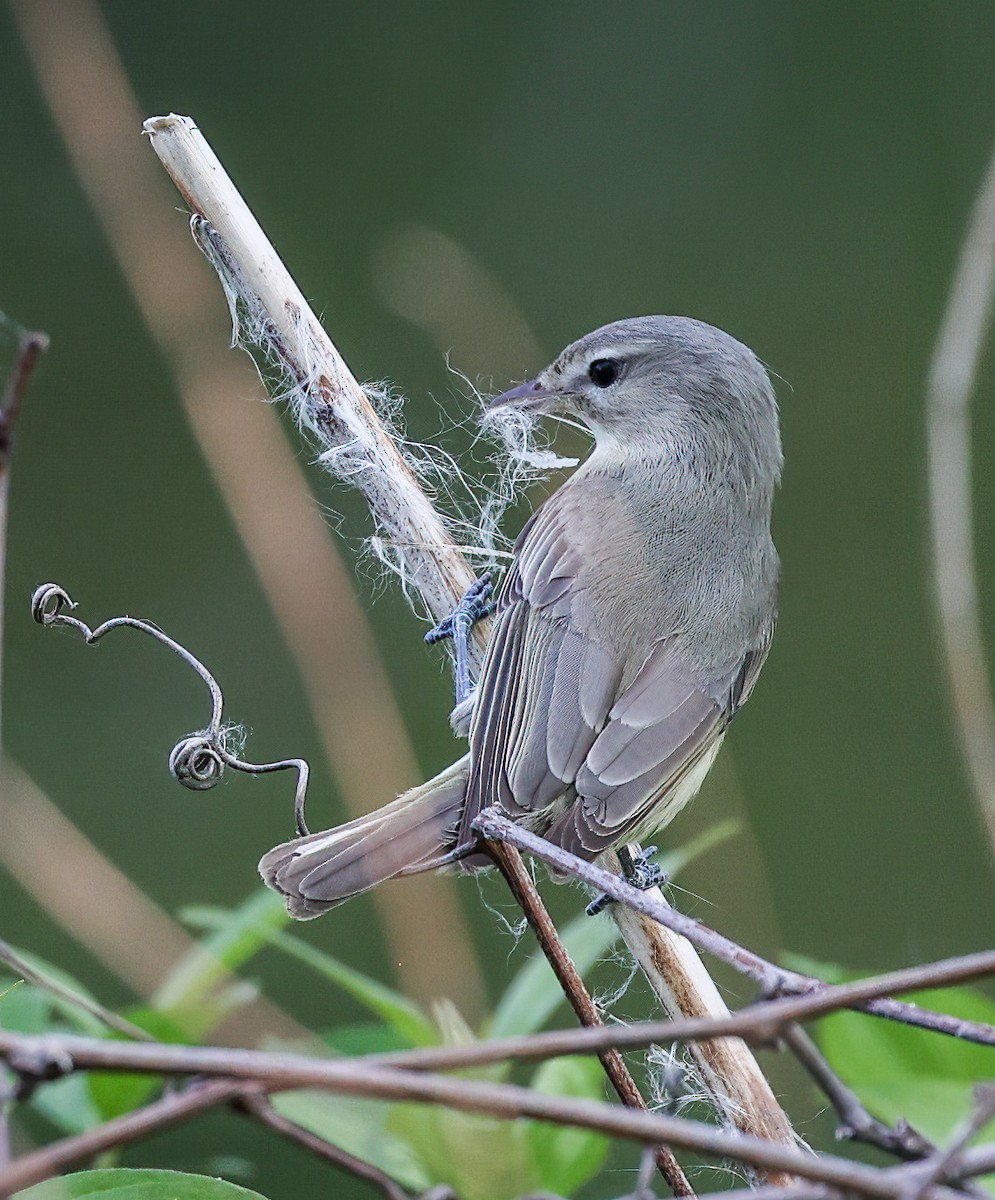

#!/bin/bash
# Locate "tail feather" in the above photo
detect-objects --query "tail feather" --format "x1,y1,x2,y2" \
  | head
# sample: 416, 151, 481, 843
259, 755, 470, 918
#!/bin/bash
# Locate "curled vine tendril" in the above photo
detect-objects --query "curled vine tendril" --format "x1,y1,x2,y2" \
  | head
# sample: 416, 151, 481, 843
31, 583, 312, 836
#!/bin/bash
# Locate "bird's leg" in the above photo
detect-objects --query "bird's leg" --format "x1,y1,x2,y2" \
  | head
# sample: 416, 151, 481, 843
585, 845, 667, 916
424, 572, 497, 707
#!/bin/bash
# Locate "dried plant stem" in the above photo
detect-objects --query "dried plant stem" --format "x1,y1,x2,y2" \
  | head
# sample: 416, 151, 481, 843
143, 111, 799, 1167
487, 840, 695, 1197
608, 857, 799, 1176
144, 113, 482, 648
926, 137, 995, 862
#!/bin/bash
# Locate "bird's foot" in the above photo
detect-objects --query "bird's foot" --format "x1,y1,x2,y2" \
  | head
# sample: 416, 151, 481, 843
586, 845, 667, 916
424, 573, 496, 646
425, 573, 498, 708
624, 844, 666, 891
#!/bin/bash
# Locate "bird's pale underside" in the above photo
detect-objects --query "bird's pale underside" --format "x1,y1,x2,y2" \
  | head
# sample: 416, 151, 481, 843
260, 315, 782, 918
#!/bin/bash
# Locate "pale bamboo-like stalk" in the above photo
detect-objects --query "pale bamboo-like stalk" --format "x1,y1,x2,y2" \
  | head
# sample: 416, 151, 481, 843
610, 859, 798, 1166
144, 113, 798, 1173
145, 114, 482, 653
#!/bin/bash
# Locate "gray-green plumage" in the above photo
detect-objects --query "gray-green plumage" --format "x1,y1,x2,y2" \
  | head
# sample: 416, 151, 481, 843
260, 316, 781, 917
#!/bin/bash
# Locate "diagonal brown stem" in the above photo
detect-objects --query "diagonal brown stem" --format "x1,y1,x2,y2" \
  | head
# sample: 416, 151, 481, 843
234, 1092, 412, 1200
486, 839, 695, 1197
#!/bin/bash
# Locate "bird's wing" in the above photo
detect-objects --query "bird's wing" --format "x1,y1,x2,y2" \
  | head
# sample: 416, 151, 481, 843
459, 483, 768, 857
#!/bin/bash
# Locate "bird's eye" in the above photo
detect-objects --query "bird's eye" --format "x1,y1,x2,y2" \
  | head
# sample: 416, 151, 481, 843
588, 358, 619, 388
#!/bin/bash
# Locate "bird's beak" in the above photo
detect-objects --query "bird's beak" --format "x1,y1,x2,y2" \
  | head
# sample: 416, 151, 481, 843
486, 378, 553, 411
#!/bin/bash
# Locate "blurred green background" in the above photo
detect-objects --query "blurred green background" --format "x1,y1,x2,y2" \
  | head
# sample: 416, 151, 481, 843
3, 1, 995, 1196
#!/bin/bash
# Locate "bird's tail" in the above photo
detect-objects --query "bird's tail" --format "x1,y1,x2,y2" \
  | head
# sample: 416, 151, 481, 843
259, 755, 471, 919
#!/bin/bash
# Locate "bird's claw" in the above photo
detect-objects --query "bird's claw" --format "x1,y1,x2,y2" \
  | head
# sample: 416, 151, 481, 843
425, 573, 496, 645
585, 845, 667, 916
627, 845, 666, 891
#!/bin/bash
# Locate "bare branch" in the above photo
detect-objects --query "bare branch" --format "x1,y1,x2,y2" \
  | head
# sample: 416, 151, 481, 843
0, 1031, 982, 1200
780, 1025, 933, 1161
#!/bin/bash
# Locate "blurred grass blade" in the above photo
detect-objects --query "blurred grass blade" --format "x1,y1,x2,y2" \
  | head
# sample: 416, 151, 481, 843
156, 891, 288, 1035
184, 905, 436, 1047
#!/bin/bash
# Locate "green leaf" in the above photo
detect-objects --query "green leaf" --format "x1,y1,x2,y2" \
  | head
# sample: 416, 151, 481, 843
87, 1072, 162, 1124
0, 982, 56, 1034
270, 1091, 431, 1192
388, 1101, 537, 1200
30, 1073, 101, 1136
185, 907, 435, 1047
526, 1055, 610, 1195
14, 1168, 270, 1198
324, 1022, 413, 1056
491, 822, 738, 1040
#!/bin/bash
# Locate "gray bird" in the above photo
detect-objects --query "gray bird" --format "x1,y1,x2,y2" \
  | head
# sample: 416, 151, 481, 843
260, 315, 781, 918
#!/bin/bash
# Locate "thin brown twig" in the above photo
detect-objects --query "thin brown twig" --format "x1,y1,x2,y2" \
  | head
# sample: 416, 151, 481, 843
0, 938, 153, 1042
0, 323, 48, 1178
779, 1025, 933, 1161
925, 136, 995, 864
234, 1092, 411, 1200
369, 943, 995, 1071
898, 1084, 995, 1200
0, 328, 47, 753
0, 1078, 244, 1197
0, 1037, 981, 1200
474, 810, 995, 1045
486, 839, 695, 1197
0, 941, 991, 1085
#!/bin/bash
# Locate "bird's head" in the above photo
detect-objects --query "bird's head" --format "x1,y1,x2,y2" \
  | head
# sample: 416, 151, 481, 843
487, 315, 782, 486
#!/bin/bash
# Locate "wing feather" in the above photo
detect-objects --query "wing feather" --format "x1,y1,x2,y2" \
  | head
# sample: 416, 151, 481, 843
460, 479, 766, 860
